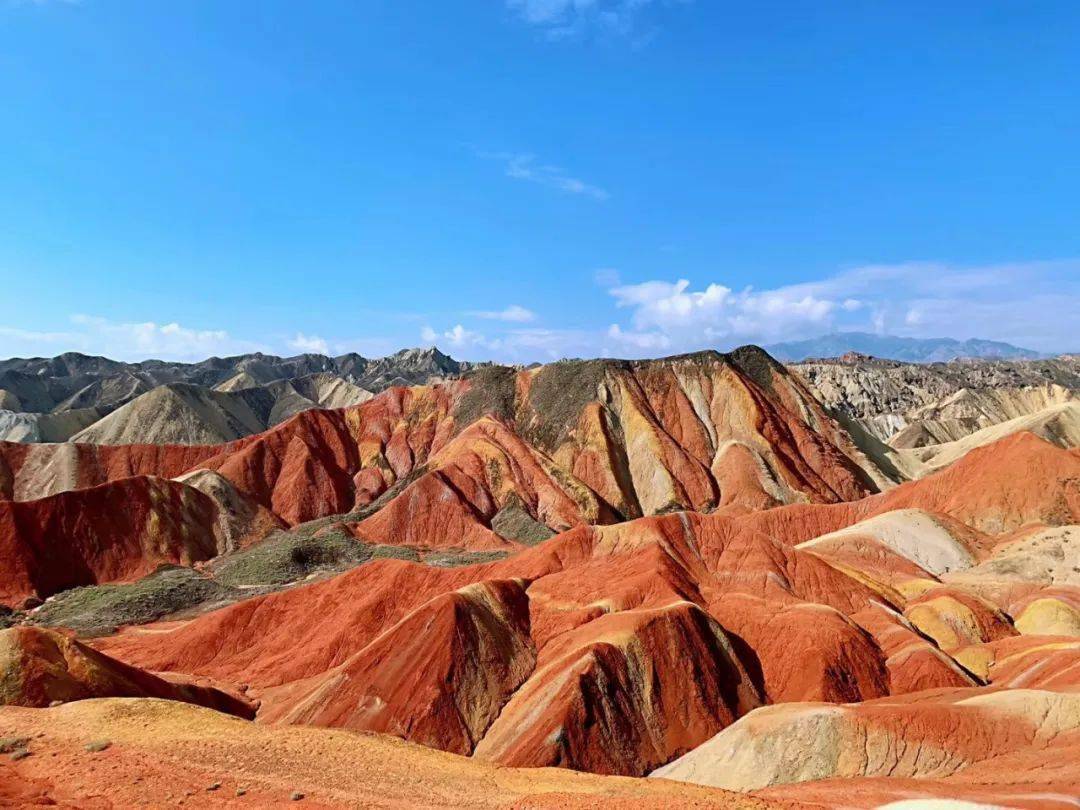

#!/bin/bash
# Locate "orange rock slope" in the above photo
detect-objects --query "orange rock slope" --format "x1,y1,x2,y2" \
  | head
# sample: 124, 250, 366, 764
0, 698, 777, 809
89, 430, 1080, 784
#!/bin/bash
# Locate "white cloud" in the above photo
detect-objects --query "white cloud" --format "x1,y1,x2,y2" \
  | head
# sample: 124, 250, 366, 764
0, 315, 265, 362
601, 260, 1080, 356
469, 304, 537, 323
483, 152, 609, 200
420, 322, 597, 362
606, 324, 671, 350
287, 332, 330, 355
607, 278, 837, 348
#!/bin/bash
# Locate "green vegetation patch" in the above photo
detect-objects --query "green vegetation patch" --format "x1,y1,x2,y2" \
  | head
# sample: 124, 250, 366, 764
420, 549, 510, 567
0, 737, 29, 755
211, 530, 372, 587
724, 345, 783, 394
491, 500, 555, 546
31, 566, 240, 637
521, 359, 613, 452
210, 529, 423, 588
453, 365, 517, 428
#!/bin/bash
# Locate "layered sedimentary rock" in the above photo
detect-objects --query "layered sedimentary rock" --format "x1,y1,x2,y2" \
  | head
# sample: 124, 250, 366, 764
473, 601, 761, 775
792, 352, 1080, 444
656, 688, 1080, 809
3, 345, 1080, 806
262, 579, 536, 755
0, 698, 767, 809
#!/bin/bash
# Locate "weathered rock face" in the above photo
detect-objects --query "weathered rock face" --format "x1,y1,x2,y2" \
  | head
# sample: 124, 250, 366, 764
791, 353, 1080, 444
742, 431, 1080, 541
0, 626, 253, 718
0, 347, 468, 435
261, 579, 536, 755
953, 634, 1080, 690
0, 476, 224, 604
0, 349, 889, 550
83, 422, 1080, 781
173, 468, 285, 553
858, 607, 981, 694
903, 587, 1018, 651
0, 440, 221, 502
473, 601, 761, 776
707, 595, 890, 704
93, 559, 494, 689
0, 698, 767, 809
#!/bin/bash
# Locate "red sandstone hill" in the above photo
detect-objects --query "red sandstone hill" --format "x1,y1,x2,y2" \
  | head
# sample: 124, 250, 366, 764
0, 349, 884, 526
3, 348, 1080, 805
0, 350, 902, 606
739, 430, 1080, 544
0, 475, 224, 604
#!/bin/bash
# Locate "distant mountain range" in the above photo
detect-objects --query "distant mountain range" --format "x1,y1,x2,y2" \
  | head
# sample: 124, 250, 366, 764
0, 346, 483, 443
0, 338, 1066, 445
765, 332, 1045, 363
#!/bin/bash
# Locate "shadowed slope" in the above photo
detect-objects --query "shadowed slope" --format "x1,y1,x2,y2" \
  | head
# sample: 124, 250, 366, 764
473, 601, 762, 776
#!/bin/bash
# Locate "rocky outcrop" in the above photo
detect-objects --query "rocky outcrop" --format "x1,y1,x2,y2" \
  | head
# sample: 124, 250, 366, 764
791, 353, 1079, 445
263, 579, 535, 754
0, 626, 253, 718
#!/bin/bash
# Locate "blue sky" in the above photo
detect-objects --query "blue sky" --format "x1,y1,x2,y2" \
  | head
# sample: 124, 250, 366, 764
1, 1, 1078, 362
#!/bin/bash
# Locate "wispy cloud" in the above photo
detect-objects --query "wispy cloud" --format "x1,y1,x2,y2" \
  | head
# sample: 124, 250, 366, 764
468, 304, 537, 323
417, 259, 1080, 363
421, 324, 488, 350
420, 322, 596, 361
482, 152, 609, 200
5, 260, 1074, 367
507, 0, 682, 40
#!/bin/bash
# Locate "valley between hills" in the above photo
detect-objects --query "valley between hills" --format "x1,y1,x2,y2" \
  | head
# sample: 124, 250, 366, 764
1, 345, 1079, 808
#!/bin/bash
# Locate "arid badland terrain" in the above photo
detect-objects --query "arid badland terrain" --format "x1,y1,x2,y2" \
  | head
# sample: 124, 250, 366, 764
1, 345, 1079, 808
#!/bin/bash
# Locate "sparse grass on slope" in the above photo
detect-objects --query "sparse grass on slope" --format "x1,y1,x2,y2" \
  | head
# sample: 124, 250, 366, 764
30, 566, 240, 637
210, 530, 417, 588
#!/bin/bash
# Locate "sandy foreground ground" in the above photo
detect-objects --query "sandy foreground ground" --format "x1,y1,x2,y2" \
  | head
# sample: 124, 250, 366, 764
0, 698, 786, 810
